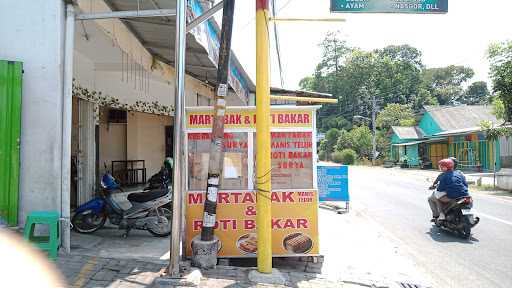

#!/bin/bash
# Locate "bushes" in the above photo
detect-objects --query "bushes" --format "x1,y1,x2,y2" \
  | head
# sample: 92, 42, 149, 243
332, 149, 357, 165
318, 150, 326, 161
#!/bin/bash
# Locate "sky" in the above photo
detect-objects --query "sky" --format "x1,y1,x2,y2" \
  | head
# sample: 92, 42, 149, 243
214, 0, 512, 90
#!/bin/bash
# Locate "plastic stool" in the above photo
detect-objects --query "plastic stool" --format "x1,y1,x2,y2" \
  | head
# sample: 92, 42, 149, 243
23, 211, 60, 260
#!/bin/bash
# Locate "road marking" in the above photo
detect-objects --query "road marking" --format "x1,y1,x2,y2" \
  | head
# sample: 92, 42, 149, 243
476, 212, 512, 227
72, 256, 97, 288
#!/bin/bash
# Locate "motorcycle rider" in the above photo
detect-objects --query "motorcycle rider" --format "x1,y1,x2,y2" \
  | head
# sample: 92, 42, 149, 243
428, 158, 469, 222
429, 157, 460, 189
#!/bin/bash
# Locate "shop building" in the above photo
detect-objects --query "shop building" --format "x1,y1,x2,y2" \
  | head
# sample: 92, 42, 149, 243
389, 105, 506, 171
0, 0, 254, 232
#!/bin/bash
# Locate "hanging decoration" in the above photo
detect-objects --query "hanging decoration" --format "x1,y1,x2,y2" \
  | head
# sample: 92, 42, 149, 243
72, 80, 174, 116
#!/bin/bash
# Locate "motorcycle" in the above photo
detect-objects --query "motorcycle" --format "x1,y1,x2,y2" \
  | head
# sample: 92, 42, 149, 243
145, 157, 173, 191
71, 166, 172, 238
429, 185, 480, 239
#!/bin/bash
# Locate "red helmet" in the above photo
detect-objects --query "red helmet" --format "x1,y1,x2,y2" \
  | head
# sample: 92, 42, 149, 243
438, 158, 454, 171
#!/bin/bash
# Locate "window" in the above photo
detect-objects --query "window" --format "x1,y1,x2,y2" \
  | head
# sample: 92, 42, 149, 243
188, 133, 249, 190
107, 109, 127, 123
271, 132, 314, 189
253, 132, 314, 190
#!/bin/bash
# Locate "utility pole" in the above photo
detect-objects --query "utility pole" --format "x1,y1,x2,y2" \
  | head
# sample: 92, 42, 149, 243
371, 93, 377, 165
255, 0, 272, 274
191, 0, 236, 269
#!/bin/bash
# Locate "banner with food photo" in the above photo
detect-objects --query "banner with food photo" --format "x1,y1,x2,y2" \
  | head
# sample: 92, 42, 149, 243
185, 190, 319, 257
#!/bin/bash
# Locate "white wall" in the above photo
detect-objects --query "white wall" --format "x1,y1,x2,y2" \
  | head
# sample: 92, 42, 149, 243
0, 0, 65, 225
127, 112, 172, 178
74, 51, 95, 90
98, 107, 127, 175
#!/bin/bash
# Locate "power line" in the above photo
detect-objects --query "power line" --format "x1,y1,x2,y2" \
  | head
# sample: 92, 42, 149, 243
271, 0, 285, 87
240, 0, 295, 32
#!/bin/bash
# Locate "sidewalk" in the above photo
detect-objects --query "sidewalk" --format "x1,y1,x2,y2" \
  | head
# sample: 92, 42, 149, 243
49, 184, 433, 288
56, 254, 349, 288
52, 208, 432, 288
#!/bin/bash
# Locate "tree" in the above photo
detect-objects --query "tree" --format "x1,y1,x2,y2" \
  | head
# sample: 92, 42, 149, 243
421, 65, 475, 105
463, 81, 490, 104
300, 33, 428, 131
335, 126, 372, 159
492, 98, 506, 121
349, 126, 373, 158
488, 40, 512, 122
335, 129, 353, 152
323, 128, 341, 160
376, 103, 416, 131
480, 41, 512, 142
318, 115, 352, 133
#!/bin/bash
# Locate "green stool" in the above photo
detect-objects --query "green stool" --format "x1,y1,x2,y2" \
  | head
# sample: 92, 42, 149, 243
23, 211, 60, 260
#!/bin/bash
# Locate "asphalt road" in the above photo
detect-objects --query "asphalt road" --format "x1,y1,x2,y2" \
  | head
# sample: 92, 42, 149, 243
349, 166, 512, 288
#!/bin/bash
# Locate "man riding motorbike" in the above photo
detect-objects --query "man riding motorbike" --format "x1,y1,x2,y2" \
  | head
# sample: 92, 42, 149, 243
428, 158, 469, 222
429, 157, 460, 189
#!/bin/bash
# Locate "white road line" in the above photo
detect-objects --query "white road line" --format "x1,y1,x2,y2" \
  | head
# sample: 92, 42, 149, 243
476, 211, 512, 227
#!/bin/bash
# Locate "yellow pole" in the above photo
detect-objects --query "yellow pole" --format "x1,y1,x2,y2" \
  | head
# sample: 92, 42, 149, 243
256, 0, 272, 273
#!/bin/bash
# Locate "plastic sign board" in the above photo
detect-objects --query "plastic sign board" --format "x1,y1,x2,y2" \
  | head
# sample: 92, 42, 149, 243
186, 108, 314, 129
330, 0, 448, 14
317, 165, 349, 202
185, 190, 319, 257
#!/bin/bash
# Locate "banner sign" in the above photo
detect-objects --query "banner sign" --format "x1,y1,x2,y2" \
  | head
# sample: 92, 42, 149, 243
186, 109, 314, 129
185, 190, 319, 257
330, 0, 448, 14
317, 165, 349, 202
188, 0, 251, 104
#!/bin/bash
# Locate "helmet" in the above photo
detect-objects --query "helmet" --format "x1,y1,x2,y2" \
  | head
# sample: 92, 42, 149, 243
164, 157, 173, 170
449, 157, 458, 169
438, 158, 454, 171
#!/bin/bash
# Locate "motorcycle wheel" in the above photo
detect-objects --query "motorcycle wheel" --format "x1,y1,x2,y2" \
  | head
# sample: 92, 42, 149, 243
460, 215, 472, 239
72, 210, 107, 233
147, 207, 172, 237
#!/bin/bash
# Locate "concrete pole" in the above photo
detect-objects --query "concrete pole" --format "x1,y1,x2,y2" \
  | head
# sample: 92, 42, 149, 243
192, 0, 235, 269
371, 93, 377, 165
256, 0, 272, 274
169, 0, 186, 277
61, 3, 75, 254
200, 0, 235, 242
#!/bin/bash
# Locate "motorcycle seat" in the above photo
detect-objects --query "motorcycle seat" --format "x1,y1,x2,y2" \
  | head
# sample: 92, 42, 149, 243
127, 189, 167, 203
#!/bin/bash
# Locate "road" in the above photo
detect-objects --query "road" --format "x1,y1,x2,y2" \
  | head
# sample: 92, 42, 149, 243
348, 166, 512, 288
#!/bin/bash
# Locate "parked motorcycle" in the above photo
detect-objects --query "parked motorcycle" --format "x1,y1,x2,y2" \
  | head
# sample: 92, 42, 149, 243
429, 185, 480, 239
71, 166, 172, 237
145, 158, 173, 191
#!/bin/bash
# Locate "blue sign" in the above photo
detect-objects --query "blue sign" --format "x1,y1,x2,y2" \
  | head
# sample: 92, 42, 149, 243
317, 165, 349, 202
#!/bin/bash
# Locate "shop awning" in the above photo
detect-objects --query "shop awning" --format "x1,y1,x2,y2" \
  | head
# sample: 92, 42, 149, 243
392, 137, 447, 146
393, 140, 425, 146
99, 0, 255, 103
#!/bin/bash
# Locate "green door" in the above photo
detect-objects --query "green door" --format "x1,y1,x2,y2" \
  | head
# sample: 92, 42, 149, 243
0, 60, 22, 226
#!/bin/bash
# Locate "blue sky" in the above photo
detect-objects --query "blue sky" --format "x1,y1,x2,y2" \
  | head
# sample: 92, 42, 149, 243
215, 0, 512, 90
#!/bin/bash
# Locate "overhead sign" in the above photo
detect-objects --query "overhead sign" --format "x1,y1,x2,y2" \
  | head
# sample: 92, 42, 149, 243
330, 0, 448, 14
186, 108, 314, 129
317, 165, 349, 202
185, 190, 319, 257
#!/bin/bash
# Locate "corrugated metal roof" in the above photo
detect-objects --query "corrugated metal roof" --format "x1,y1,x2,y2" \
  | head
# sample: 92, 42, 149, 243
424, 105, 498, 132
102, 0, 255, 94
391, 126, 425, 140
